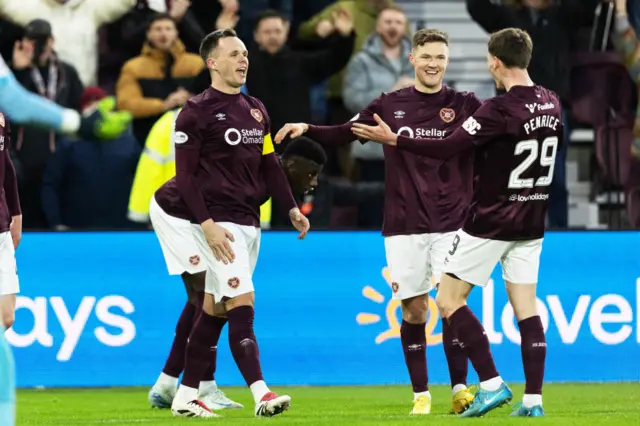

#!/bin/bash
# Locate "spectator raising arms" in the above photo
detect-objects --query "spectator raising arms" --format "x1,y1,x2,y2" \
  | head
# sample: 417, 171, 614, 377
247, 9, 355, 147
116, 13, 203, 145
0, 0, 136, 86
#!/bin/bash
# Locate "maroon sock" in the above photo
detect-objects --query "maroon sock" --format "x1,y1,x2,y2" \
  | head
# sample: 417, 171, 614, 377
400, 321, 428, 392
448, 306, 499, 382
519, 316, 546, 395
162, 302, 196, 377
442, 317, 468, 387
227, 305, 264, 386
181, 312, 227, 389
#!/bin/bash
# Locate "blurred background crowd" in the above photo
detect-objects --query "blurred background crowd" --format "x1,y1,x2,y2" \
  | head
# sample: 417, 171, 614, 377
0, 0, 639, 232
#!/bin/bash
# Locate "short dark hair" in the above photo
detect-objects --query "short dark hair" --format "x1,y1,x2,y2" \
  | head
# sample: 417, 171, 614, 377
146, 13, 176, 32
199, 29, 238, 63
254, 9, 287, 31
488, 28, 533, 69
412, 29, 449, 49
282, 136, 327, 165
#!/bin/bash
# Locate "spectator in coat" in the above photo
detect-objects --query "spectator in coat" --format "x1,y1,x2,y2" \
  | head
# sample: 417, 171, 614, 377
247, 9, 355, 149
9, 19, 84, 229
0, 0, 136, 86
466, 0, 600, 228
343, 5, 412, 228
116, 13, 203, 144
41, 87, 142, 230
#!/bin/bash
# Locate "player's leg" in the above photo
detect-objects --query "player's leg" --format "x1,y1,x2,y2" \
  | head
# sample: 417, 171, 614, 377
0, 295, 15, 329
435, 230, 513, 417
429, 232, 472, 414
222, 227, 290, 417
0, 313, 15, 426
0, 231, 18, 425
149, 273, 204, 408
502, 239, 545, 417
384, 235, 431, 415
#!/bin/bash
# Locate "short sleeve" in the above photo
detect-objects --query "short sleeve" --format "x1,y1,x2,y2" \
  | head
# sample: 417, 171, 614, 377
461, 100, 506, 147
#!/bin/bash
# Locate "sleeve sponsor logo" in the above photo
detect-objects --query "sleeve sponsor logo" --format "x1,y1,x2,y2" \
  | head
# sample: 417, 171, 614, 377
174, 131, 189, 144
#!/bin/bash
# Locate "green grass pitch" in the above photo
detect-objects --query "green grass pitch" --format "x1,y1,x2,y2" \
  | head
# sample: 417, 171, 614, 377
17, 383, 640, 425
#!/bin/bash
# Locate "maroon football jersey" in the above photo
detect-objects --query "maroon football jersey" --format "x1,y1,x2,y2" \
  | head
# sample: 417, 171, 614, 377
306, 85, 482, 236
460, 85, 563, 240
0, 113, 21, 232
155, 87, 295, 227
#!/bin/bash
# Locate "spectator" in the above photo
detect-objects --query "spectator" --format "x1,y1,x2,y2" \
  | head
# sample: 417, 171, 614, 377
298, 0, 394, 124
9, 19, 84, 229
247, 9, 355, 147
290, 0, 334, 38
614, 0, 640, 159
343, 5, 412, 228
466, 0, 600, 228
116, 13, 203, 145
234, 0, 293, 42
41, 87, 141, 230
120, 0, 208, 58
189, 0, 238, 34
298, 0, 398, 178
0, 0, 135, 86
0, 18, 22, 62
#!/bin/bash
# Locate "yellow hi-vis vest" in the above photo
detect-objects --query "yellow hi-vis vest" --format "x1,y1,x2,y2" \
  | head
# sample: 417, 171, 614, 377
127, 108, 272, 227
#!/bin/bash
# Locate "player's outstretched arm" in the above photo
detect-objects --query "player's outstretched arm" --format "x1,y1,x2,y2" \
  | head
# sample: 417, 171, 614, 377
0, 59, 131, 140
351, 113, 475, 160
274, 121, 355, 147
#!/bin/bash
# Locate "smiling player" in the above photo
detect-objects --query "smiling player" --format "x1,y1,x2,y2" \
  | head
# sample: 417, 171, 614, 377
351, 28, 561, 418
275, 29, 481, 415
150, 29, 310, 418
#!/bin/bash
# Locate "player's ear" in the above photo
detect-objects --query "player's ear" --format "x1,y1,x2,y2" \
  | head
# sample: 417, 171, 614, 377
207, 57, 216, 71
409, 51, 415, 66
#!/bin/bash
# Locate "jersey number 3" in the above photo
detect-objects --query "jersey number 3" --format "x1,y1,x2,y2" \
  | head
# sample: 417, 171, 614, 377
508, 136, 558, 189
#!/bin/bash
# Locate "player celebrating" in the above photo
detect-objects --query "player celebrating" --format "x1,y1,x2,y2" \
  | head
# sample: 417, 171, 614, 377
148, 135, 326, 411
351, 28, 560, 418
275, 29, 480, 415
0, 113, 21, 426
150, 29, 309, 418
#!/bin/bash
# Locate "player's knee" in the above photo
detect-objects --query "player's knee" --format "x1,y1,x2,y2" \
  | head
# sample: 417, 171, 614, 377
2, 310, 14, 329
435, 289, 457, 316
401, 296, 428, 323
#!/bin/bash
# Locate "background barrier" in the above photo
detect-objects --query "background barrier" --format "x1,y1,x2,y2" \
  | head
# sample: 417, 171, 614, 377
9, 231, 640, 387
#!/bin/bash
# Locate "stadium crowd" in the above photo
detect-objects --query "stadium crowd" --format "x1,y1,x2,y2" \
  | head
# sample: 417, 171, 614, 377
0, 0, 638, 231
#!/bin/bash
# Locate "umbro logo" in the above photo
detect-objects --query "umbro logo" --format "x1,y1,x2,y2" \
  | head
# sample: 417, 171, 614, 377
394, 110, 405, 119
216, 113, 226, 121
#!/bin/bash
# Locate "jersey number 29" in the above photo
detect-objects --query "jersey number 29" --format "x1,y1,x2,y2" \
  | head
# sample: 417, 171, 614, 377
508, 136, 558, 189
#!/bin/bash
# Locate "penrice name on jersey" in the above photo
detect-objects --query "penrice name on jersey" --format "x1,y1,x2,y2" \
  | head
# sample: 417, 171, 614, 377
397, 126, 446, 139
224, 127, 264, 146
524, 114, 560, 135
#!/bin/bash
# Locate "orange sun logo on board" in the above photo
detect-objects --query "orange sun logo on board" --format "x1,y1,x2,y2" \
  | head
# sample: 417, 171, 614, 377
440, 108, 455, 123
356, 267, 442, 345
250, 109, 263, 123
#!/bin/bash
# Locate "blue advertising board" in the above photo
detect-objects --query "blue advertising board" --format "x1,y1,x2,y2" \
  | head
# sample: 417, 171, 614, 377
8, 231, 640, 388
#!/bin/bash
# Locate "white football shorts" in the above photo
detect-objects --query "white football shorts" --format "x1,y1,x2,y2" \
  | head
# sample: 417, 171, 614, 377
384, 231, 456, 300
150, 197, 261, 301
443, 229, 543, 286
0, 231, 19, 295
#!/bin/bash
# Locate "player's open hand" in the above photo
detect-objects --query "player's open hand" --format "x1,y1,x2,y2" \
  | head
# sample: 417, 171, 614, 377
351, 114, 397, 146
274, 123, 309, 144
289, 208, 310, 240
202, 220, 236, 264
